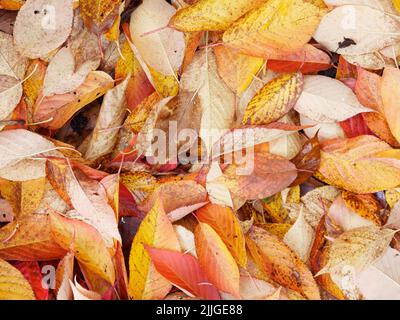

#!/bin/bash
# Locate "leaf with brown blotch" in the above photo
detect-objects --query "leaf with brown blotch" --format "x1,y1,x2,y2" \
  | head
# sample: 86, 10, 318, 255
219, 152, 298, 200
33, 71, 114, 130
146, 246, 221, 300
195, 222, 240, 297
80, 0, 120, 36
49, 211, 115, 284
0, 258, 35, 300
223, 0, 327, 58
128, 200, 181, 300
318, 135, 400, 193
169, 0, 266, 32
314, 5, 400, 55
317, 226, 396, 276
13, 0, 74, 59
0, 214, 66, 261
196, 203, 247, 267
290, 134, 321, 187
246, 226, 321, 300
242, 72, 303, 126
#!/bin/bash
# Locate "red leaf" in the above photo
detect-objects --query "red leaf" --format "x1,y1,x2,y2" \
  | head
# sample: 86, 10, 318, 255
13, 261, 49, 300
146, 246, 221, 300
339, 114, 373, 138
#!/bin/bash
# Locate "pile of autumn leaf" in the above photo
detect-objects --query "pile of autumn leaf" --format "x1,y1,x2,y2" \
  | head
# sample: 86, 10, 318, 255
3, 0, 400, 301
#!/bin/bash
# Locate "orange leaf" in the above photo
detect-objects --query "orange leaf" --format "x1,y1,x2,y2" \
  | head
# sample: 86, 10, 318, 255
146, 247, 220, 300
195, 222, 240, 297
0, 214, 66, 261
267, 44, 331, 74
196, 203, 247, 267
49, 211, 115, 284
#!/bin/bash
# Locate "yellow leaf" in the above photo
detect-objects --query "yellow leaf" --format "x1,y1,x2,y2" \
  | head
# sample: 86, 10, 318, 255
23, 59, 46, 108
223, 0, 327, 57
393, 0, 400, 13
19, 177, 46, 217
262, 193, 288, 223
169, 0, 266, 32
242, 72, 303, 125
259, 223, 291, 239
0, 258, 35, 300
319, 135, 400, 193
104, 14, 120, 42
386, 189, 400, 208
128, 200, 180, 300
214, 45, 264, 95
195, 222, 240, 297
80, 0, 121, 35
149, 66, 179, 98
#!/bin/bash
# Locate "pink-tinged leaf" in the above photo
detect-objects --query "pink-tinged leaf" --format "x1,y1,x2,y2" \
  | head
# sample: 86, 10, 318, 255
219, 152, 298, 200
146, 246, 221, 300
